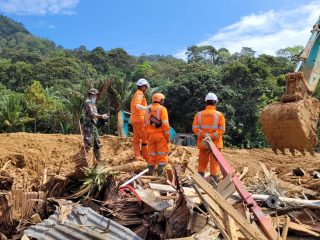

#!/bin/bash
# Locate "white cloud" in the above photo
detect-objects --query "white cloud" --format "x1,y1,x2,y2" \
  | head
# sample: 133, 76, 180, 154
0, 0, 79, 15
48, 24, 55, 29
175, 1, 320, 59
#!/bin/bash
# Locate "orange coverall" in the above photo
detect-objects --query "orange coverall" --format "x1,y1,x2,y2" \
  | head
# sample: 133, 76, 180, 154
192, 105, 225, 176
145, 103, 171, 167
130, 89, 148, 160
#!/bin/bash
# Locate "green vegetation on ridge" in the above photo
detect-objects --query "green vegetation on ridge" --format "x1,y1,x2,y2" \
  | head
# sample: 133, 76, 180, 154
0, 15, 310, 148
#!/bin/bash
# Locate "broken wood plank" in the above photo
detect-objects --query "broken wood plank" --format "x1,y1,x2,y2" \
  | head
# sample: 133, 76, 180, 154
148, 183, 176, 192
188, 166, 269, 240
225, 214, 238, 240
239, 166, 248, 180
194, 224, 220, 240
31, 214, 41, 224
288, 222, 320, 237
217, 174, 236, 199
281, 215, 290, 240
193, 183, 230, 240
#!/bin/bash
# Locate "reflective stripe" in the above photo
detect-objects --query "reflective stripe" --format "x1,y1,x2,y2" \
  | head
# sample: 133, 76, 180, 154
198, 112, 202, 126
145, 105, 152, 125
192, 125, 199, 129
164, 130, 170, 134
156, 106, 163, 119
213, 112, 218, 129
200, 125, 217, 129
212, 132, 219, 139
150, 152, 168, 156
218, 126, 225, 131
162, 120, 169, 124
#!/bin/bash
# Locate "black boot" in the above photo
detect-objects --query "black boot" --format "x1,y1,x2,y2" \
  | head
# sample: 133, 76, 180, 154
93, 148, 102, 162
148, 165, 154, 176
210, 175, 219, 188
157, 164, 165, 176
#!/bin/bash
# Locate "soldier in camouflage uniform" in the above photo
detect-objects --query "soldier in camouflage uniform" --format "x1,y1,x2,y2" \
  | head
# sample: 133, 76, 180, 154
83, 88, 109, 162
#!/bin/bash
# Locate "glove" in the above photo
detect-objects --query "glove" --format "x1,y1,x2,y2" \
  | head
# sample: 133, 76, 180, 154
102, 114, 109, 120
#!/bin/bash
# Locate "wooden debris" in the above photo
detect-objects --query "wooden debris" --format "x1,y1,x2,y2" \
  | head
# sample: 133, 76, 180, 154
281, 215, 290, 240
188, 165, 269, 240
194, 224, 220, 240
31, 214, 42, 224
287, 222, 320, 237
148, 182, 176, 192
239, 166, 248, 180
225, 214, 238, 240
193, 183, 230, 240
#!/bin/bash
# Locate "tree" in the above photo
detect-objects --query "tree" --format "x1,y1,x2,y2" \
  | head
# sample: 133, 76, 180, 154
276, 45, 303, 64
6, 61, 33, 91
24, 81, 49, 132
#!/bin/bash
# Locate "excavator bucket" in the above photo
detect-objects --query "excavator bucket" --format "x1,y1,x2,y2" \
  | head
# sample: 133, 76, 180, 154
261, 97, 319, 155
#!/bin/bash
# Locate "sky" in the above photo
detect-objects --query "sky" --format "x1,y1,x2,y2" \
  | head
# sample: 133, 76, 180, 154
0, 0, 319, 58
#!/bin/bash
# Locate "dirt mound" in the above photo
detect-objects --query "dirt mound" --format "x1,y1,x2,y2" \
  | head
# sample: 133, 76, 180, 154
261, 98, 319, 154
0, 133, 320, 193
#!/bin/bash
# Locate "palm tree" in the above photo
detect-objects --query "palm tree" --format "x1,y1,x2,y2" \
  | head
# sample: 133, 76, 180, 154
0, 94, 32, 132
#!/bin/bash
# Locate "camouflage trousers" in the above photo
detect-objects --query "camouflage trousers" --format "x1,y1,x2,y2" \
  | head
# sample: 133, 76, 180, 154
83, 121, 102, 160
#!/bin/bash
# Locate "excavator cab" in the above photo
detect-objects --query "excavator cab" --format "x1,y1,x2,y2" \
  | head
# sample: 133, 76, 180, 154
261, 17, 320, 155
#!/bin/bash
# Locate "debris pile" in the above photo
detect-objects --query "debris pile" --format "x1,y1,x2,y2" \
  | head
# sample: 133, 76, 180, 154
0, 133, 320, 239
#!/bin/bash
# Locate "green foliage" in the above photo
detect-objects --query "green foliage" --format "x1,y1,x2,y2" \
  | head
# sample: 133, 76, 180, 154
276, 45, 303, 64
24, 81, 49, 132
0, 86, 33, 131
0, 15, 29, 37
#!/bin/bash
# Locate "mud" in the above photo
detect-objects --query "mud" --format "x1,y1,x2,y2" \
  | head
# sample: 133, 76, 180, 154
0, 133, 320, 195
261, 97, 319, 153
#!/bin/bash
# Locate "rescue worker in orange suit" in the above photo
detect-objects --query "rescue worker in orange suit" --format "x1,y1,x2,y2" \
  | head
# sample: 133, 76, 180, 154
130, 78, 150, 161
145, 93, 171, 176
192, 92, 225, 185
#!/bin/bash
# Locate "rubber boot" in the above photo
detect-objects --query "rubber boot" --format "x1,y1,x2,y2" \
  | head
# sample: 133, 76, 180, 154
141, 143, 149, 161
93, 148, 102, 162
157, 164, 166, 176
148, 165, 154, 176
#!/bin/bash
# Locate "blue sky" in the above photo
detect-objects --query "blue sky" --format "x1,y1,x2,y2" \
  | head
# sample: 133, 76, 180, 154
1, 0, 319, 58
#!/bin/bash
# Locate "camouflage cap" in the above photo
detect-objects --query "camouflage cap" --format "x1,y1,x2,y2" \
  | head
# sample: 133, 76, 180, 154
88, 88, 99, 95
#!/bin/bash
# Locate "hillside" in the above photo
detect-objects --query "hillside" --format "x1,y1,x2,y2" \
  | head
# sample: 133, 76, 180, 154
0, 15, 30, 37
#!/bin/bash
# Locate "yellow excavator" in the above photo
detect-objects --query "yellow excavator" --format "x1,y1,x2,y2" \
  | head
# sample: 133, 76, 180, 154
261, 16, 320, 155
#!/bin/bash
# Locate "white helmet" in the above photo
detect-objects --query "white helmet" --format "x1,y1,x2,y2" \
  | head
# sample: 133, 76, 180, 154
205, 92, 218, 102
136, 78, 149, 87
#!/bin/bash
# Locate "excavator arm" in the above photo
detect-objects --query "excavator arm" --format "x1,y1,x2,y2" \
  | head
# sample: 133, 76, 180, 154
261, 16, 320, 155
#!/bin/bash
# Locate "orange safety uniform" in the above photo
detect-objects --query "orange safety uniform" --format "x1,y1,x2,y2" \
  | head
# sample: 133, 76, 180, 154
145, 103, 171, 167
130, 89, 148, 160
192, 105, 225, 176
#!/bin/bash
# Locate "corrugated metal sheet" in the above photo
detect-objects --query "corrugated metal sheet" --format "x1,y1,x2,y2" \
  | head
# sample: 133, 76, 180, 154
24, 205, 142, 240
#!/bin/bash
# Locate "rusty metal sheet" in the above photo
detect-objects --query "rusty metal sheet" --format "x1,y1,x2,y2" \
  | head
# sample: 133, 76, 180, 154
24, 205, 142, 240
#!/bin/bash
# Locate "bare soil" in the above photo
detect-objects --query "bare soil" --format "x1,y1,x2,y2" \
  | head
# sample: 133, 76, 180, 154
0, 133, 320, 195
